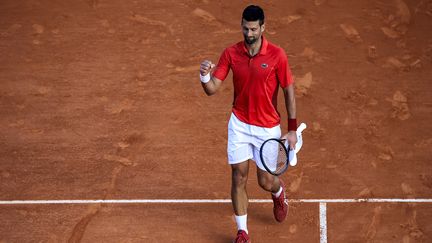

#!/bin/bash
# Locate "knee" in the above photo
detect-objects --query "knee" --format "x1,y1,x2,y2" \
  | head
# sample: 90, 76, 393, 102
232, 170, 248, 187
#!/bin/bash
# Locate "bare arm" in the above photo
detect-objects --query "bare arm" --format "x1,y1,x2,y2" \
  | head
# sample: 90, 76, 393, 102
201, 76, 223, 96
281, 83, 297, 149
200, 60, 223, 96
283, 84, 296, 119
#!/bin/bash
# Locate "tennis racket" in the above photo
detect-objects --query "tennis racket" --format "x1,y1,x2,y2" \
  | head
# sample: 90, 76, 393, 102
259, 123, 307, 176
259, 138, 290, 176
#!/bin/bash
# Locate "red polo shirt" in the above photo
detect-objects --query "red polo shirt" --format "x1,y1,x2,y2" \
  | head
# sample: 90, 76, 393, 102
213, 36, 294, 128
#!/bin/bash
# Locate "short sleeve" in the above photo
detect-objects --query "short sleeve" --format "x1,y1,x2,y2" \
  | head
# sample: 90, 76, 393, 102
276, 50, 294, 88
212, 48, 231, 81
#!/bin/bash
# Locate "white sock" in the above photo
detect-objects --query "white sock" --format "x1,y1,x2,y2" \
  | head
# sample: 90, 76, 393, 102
235, 214, 248, 234
272, 186, 283, 198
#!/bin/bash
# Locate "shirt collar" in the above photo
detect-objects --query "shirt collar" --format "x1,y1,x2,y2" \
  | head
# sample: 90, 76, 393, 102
242, 36, 268, 56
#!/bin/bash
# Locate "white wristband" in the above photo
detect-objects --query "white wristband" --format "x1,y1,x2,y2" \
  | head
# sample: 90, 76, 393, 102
200, 73, 211, 84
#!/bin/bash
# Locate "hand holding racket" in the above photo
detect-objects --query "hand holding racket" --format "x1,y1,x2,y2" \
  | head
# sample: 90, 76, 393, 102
259, 123, 307, 176
287, 123, 307, 166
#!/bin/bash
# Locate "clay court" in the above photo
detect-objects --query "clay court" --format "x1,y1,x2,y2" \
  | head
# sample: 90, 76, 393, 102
1, 0, 432, 242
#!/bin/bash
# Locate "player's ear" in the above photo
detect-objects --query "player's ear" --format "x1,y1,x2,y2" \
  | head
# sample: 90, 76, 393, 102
261, 23, 265, 33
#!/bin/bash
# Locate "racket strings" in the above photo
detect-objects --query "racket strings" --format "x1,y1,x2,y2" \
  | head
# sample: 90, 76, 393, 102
275, 144, 288, 173
261, 140, 288, 174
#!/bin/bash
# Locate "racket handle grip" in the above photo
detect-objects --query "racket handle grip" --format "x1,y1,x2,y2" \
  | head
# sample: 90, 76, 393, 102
297, 123, 307, 133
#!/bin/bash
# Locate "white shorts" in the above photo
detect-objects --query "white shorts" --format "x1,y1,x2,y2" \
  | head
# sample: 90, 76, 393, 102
227, 113, 281, 171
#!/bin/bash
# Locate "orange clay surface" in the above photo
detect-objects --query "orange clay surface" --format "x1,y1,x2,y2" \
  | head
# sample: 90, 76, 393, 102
0, 0, 431, 242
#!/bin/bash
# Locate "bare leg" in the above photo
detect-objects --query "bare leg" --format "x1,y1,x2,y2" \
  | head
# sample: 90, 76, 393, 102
257, 166, 288, 222
256, 167, 281, 193
231, 161, 250, 216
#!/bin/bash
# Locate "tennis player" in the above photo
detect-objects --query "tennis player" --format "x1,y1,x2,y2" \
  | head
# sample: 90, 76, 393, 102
199, 5, 297, 242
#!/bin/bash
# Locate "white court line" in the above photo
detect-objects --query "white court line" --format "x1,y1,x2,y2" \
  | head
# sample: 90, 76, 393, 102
0, 198, 432, 205
1, 198, 431, 242
319, 203, 327, 243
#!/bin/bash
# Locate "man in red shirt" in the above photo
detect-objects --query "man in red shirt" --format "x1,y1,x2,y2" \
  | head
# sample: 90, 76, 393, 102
199, 5, 297, 242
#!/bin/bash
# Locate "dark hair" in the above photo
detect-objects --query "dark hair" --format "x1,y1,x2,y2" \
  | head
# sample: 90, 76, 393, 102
242, 5, 265, 25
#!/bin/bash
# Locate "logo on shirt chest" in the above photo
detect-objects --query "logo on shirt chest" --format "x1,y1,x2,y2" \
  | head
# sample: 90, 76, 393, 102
261, 63, 268, 68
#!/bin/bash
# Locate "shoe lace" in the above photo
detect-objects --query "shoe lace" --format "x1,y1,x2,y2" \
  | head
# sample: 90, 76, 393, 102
237, 237, 247, 243
236, 236, 247, 243
273, 193, 285, 207
236, 232, 248, 243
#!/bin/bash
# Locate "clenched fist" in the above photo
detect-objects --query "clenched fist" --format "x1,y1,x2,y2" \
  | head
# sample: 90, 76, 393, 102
200, 60, 215, 76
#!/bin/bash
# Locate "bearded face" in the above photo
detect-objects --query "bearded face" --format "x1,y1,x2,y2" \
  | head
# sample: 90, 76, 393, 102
241, 19, 264, 45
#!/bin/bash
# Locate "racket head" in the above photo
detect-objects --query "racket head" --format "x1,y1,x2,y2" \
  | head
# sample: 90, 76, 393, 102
259, 138, 290, 176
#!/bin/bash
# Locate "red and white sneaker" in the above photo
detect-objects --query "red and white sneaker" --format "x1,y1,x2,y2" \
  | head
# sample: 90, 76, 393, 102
233, 230, 250, 243
272, 179, 288, 222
